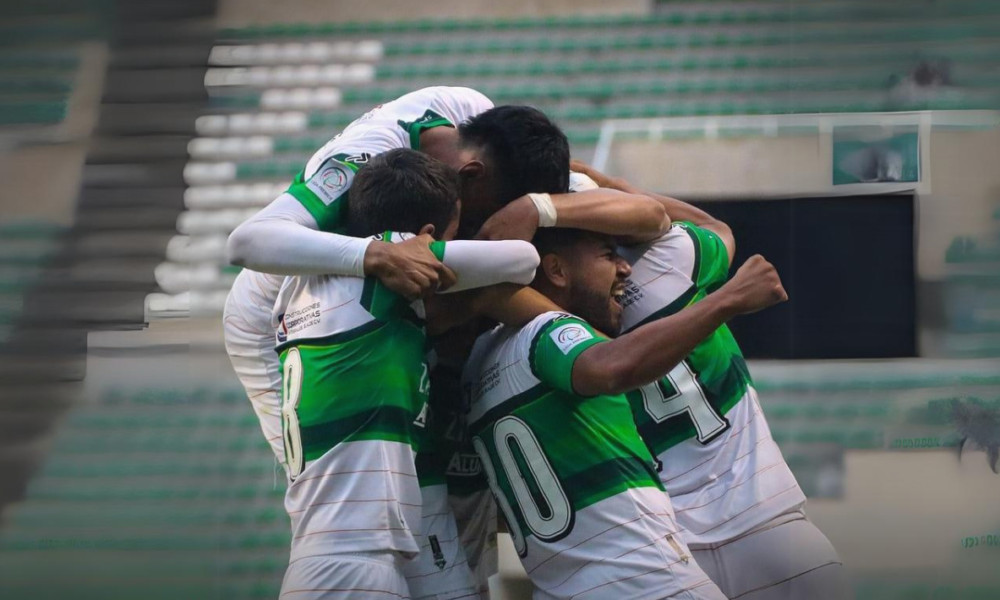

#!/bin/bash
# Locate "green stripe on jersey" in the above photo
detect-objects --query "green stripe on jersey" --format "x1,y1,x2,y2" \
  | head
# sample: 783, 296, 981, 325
472, 387, 662, 542
280, 318, 430, 463
628, 349, 751, 455
302, 405, 420, 461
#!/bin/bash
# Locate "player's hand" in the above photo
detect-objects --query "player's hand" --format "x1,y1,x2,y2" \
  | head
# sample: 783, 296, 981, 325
721, 254, 788, 315
363, 235, 458, 300
475, 195, 539, 241
569, 159, 626, 190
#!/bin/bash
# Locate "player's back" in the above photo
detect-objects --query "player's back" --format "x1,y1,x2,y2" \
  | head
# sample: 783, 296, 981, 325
303, 85, 493, 180
274, 231, 433, 562
464, 312, 724, 600
619, 223, 805, 547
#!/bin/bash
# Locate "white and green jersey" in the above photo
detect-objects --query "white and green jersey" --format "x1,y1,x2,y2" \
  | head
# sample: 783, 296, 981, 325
403, 365, 479, 600
273, 231, 443, 560
412, 364, 496, 599
463, 312, 724, 600
288, 86, 493, 232
225, 86, 492, 465
618, 223, 806, 547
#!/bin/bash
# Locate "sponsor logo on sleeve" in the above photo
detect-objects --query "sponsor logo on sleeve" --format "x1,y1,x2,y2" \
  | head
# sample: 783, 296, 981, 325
306, 161, 354, 205
549, 323, 593, 355
276, 314, 288, 345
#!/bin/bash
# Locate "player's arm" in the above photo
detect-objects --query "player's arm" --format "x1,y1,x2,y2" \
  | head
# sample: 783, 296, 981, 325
571, 255, 785, 396
475, 188, 669, 244
433, 239, 539, 293
423, 239, 548, 334
227, 194, 455, 299
570, 159, 735, 263
426, 285, 561, 335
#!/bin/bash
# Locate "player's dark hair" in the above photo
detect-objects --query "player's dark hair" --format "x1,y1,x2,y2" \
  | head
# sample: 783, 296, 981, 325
347, 148, 459, 239
531, 228, 602, 262
458, 105, 570, 204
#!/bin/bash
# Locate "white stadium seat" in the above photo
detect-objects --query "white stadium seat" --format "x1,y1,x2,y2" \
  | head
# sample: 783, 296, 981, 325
195, 112, 307, 136
205, 64, 375, 88
208, 41, 383, 66
176, 208, 260, 236
183, 162, 238, 185
260, 87, 342, 110
165, 235, 229, 264
184, 183, 285, 209
187, 136, 274, 160
155, 261, 239, 294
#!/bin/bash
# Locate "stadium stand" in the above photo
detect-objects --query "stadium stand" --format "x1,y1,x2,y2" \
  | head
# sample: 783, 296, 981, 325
1, 2, 999, 599
161, 0, 1000, 317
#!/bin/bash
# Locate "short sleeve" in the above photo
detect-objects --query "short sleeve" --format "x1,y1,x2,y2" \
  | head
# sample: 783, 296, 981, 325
528, 314, 607, 395
678, 222, 730, 291
358, 231, 412, 320
285, 155, 360, 233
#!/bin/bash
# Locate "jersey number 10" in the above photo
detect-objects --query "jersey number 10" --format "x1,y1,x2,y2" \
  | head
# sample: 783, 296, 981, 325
473, 416, 573, 557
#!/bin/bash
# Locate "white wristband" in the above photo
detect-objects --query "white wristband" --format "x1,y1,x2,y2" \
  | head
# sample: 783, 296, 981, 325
528, 193, 558, 228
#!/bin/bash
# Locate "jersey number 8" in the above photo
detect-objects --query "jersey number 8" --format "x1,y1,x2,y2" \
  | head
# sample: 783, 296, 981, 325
473, 416, 573, 557
282, 348, 305, 480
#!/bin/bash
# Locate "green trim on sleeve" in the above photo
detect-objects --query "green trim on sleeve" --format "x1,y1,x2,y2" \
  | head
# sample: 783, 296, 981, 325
528, 315, 606, 395
397, 109, 454, 150
285, 154, 364, 233
429, 240, 446, 261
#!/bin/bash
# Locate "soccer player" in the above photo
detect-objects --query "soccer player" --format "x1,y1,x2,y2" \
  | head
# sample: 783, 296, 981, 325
417, 325, 499, 599
570, 162, 850, 600
463, 226, 789, 600
222, 87, 669, 598
273, 149, 541, 599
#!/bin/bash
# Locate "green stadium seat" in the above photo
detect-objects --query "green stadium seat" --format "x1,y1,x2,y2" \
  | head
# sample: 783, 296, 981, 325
0, 101, 67, 126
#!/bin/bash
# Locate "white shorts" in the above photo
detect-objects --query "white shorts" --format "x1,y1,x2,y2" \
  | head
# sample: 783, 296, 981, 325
690, 511, 851, 600
281, 552, 411, 599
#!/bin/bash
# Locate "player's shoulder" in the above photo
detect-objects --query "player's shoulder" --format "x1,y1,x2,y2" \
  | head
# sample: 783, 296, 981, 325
622, 223, 698, 272
420, 85, 493, 107
517, 311, 596, 354
521, 311, 580, 337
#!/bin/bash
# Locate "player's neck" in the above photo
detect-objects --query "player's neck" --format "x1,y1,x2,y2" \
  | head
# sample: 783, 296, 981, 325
532, 283, 573, 317
419, 127, 461, 166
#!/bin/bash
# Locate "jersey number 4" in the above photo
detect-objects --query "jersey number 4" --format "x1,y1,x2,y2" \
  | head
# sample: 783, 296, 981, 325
640, 361, 729, 444
473, 416, 572, 557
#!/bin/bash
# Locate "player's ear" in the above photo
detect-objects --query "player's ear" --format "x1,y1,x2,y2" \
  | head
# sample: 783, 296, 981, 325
457, 160, 486, 181
419, 223, 436, 237
541, 254, 569, 289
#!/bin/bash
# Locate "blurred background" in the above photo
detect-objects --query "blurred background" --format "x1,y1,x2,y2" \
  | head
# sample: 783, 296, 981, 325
0, 0, 998, 598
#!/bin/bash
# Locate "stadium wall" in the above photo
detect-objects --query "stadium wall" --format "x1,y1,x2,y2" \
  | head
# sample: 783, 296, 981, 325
607, 127, 1000, 282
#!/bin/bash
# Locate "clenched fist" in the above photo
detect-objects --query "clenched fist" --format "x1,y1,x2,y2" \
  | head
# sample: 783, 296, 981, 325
719, 254, 788, 315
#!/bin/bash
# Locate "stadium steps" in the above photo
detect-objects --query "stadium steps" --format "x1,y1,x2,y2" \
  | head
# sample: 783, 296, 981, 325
217, 2, 1000, 40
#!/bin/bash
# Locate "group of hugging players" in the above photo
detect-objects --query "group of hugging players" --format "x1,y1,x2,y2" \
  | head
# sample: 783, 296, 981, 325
221, 86, 850, 600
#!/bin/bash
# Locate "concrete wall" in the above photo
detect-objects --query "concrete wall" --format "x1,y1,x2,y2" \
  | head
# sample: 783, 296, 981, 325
608, 127, 1000, 281
0, 42, 108, 227
217, 0, 649, 26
